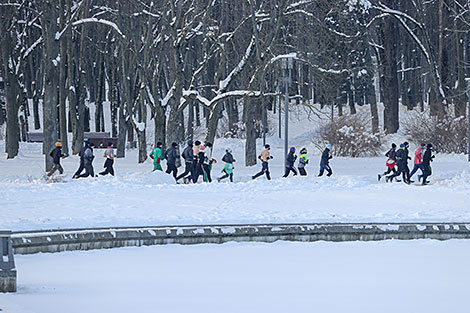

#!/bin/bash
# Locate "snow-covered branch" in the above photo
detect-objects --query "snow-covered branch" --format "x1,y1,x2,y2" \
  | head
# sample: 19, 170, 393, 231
71, 18, 125, 38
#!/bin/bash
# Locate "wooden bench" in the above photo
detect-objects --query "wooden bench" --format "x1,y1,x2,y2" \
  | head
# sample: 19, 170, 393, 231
26, 132, 118, 148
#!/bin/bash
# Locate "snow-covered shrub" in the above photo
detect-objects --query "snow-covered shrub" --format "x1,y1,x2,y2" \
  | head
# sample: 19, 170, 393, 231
314, 112, 383, 157
402, 109, 468, 154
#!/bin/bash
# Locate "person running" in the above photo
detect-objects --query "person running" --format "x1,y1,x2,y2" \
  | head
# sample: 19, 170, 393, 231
420, 143, 435, 185
387, 142, 411, 184
283, 147, 298, 177
318, 144, 333, 177
73, 140, 90, 178
218, 148, 235, 182
252, 144, 272, 180
202, 142, 214, 182
193, 143, 205, 183
409, 143, 425, 180
298, 148, 308, 176
47, 142, 65, 177
79, 142, 96, 178
149, 142, 164, 172
99, 142, 115, 176
378, 143, 397, 181
165, 142, 180, 180
176, 140, 194, 183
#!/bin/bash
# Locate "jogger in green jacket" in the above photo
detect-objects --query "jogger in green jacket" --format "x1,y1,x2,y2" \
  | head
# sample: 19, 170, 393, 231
150, 142, 164, 171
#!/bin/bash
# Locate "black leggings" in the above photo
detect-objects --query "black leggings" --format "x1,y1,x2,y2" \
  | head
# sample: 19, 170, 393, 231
283, 167, 297, 177
202, 164, 212, 182
166, 164, 178, 179
99, 159, 114, 176
219, 172, 233, 182
176, 162, 192, 181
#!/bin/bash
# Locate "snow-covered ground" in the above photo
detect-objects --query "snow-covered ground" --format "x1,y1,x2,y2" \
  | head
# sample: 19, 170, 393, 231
1, 240, 469, 313
0, 138, 469, 231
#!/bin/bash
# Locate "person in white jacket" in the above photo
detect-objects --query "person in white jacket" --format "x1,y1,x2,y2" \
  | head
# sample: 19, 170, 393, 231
202, 142, 214, 182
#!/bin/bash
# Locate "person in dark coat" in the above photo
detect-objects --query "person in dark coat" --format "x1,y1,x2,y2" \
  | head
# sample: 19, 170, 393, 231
165, 142, 180, 180
318, 144, 333, 177
283, 147, 298, 177
79, 142, 96, 178
218, 148, 235, 182
73, 140, 90, 179
387, 142, 411, 183
420, 143, 435, 185
192, 141, 202, 183
176, 140, 194, 183
378, 143, 397, 181
47, 142, 65, 177
99, 142, 115, 176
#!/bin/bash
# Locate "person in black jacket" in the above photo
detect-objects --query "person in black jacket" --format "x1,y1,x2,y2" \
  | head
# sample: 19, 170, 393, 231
73, 140, 90, 179
165, 142, 180, 180
47, 142, 66, 177
283, 147, 298, 177
318, 144, 333, 177
176, 140, 194, 183
420, 143, 435, 185
387, 142, 412, 183
78, 142, 96, 178
378, 143, 397, 181
218, 148, 235, 182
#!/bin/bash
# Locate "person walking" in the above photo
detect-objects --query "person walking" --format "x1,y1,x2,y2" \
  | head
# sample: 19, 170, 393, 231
378, 143, 397, 181
298, 148, 308, 176
283, 147, 298, 177
202, 142, 214, 182
420, 143, 435, 185
99, 142, 115, 176
218, 148, 235, 182
149, 142, 164, 172
409, 143, 425, 180
318, 144, 333, 177
73, 140, 90, 178
176, 140, 194, 183
47, 142, 65, 177
79, 142, 96, 178
252, 144, 272, 180
165, 142, 180, 180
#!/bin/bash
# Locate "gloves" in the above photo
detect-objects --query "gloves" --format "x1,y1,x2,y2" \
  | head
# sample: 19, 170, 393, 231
212, 158, 217, 163
156, 157, 160, 163
270, 156, 273, 159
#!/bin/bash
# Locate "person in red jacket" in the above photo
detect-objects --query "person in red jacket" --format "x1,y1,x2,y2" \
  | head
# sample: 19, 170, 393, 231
409, 143, 425, 180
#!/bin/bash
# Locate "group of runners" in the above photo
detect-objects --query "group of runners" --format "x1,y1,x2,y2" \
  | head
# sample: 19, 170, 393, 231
378, 142, 435, 185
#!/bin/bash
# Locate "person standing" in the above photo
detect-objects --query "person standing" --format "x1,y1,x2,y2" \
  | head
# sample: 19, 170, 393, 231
99, 142, 115, 176
218, 148, 235, 182
149, 142, 164, 172
47, 142, 65, 177
283, 147, 298, 177
318, 144, 333, 177
202, 142, 214, 183
79, 142, 96, 178
176, 140, 194, 183
420, 143, 435, 185
298, 148, 308, 176
252, 144, 272, 180
409, 143, 425, 180
378, 143, 397, 181
165, 142, 180, 180
73, 140, 90, 179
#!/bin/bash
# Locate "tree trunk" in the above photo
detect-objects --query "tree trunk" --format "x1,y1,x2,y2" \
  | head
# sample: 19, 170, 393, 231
58, 0, 69, 155
244, 98, 258, 166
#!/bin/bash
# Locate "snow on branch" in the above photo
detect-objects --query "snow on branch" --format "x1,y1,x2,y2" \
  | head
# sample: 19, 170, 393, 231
72, 18, 125, 38
23, 36, 42, 59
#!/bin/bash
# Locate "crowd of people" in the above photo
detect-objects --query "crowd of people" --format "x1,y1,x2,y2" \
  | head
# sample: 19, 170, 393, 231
378, 141, 435, 185
46, 138, 435, 185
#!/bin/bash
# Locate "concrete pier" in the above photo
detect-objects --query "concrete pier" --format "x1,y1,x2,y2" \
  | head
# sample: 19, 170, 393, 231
1, 231, 16, 292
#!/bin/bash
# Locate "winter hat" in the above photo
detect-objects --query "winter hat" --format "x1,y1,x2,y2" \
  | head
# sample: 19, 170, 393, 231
420, 142, 425, 148
300, 148, 307, 154
156, 142, 163, 148
171, 142, 178, 148
325, 144, 331, 149
206, 142, 213, 148
265, 144, 270, 149
391, 143, 397, 149
188, 140, 193, 146
55, 142, 62, 147
399, 143, 405, 148
427, 143, 433, 149
403, 141, 409, 147
290, 147, 295, 153
107, 142, 113, 147
195, 140, 201, 146
89, 142, 95, 148
226, 147, 231, 152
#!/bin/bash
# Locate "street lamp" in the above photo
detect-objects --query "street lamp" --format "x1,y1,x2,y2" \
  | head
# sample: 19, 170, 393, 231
466, 78, 470, 162
281, 57, 294, 169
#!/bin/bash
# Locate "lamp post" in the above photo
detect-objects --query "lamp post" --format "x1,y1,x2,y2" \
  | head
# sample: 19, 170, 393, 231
281, 57, 294, 169
466, 78, 470, 162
